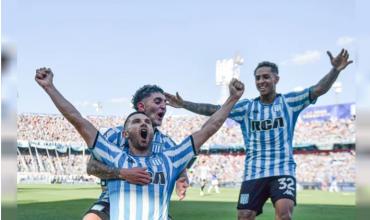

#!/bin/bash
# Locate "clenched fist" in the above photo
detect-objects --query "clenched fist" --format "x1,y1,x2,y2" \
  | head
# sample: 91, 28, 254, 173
35, 67, 54, 89
229, 78, 244, 100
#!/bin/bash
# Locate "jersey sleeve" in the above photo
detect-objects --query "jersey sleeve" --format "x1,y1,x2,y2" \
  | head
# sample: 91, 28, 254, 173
228, 99, 250, 124
163, 136, 196, 176
162, 134, 177, 150
89, 132, 124, 167
284, 87, 317, 114
103, 126, 125, 147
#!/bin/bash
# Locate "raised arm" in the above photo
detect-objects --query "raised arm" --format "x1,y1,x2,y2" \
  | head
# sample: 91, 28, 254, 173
191, 79, 244, 151
35, 67, 97, 147
310, 49, 353, 100
165, 92, 220, 116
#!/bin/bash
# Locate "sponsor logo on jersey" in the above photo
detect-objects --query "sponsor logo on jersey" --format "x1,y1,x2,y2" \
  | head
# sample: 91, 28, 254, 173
250, 117, 284, 132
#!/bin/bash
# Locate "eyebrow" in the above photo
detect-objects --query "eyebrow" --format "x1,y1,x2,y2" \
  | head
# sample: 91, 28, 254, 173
132, 118, 141, 123
154, 97, 166, 102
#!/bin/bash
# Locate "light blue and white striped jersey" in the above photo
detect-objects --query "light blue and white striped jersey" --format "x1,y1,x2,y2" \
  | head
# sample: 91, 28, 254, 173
97, 126, 176, 203
229, 88, 316, 181
90, 132, 196, 220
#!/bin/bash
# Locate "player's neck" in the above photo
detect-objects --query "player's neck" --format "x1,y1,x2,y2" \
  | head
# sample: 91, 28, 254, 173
128, 142, 151, 156
260, 92, 276, 104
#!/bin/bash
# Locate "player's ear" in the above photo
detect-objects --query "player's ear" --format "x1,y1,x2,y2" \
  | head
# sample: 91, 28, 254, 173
274, 74, 280, 84
123, 130, 129, 139
137, 102, 145, 112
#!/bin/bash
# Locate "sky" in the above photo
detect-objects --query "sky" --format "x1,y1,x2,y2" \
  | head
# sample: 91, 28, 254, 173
3, 0, 368, 117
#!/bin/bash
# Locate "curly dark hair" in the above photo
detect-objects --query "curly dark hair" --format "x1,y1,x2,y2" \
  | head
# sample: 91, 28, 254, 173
254, 61, 279, 75
131, 85, 164, 110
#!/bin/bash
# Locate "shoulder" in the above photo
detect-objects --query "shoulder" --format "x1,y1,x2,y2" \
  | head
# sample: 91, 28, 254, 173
232, 98, 253, 111
236, 98, 252, 106
103, 126, 124, 136
155, 129, 177, 146
103, 126, 125, 147
282, 88, 310, 99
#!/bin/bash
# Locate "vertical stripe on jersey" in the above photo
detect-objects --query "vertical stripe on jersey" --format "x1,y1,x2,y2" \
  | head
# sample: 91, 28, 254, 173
280, 97, 292, 176
240, 101, 252, 180
264, 105, 279, 176
147, 156, 156, 220
152, 158, 160, 220
117, 158, 129, 220
124, 156, 132, 220
135, 158, 147, 220
129, 184, 137, 220
259, 103, 268, 179
249, 101, 259, 180
161, 155, 172, 219
138, 158, 149, 220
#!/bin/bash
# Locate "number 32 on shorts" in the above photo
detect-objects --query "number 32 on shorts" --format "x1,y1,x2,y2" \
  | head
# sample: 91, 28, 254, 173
278, 177, 295, 193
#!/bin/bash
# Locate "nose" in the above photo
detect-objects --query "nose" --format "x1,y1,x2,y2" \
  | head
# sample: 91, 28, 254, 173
141, 123, 149, 128
256, 77, 265, 84
160, 102, 166, 110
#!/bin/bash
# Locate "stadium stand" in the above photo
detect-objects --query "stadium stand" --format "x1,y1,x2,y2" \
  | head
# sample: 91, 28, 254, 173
17, 103, 355, 191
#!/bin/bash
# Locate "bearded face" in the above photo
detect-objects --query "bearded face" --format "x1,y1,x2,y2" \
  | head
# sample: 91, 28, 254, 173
124, 113, 154, 152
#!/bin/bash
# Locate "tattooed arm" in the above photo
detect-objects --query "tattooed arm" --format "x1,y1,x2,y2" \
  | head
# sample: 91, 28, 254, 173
86, 156, 121, 179
86, 156, 151, 184
165, 92, 221, 116
310, 49, 353, 100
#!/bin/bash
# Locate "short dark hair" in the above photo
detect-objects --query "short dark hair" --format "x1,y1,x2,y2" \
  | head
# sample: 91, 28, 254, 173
123, 112, 148, 130
131, 85, 164, 111
254, 61, 279, 75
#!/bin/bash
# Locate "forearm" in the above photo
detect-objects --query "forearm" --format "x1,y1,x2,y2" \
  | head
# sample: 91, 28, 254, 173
44, 85, 83, 125
311, 67, 341, 99
193, 96, 238, 150
182, 101, 220, 116
43, 85, 97, 146
86, 156, 121, 179
202, 96, 236, 132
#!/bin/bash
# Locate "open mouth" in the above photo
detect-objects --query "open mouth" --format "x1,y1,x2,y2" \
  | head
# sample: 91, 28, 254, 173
140, 128, 148, 139
157, 112, 165, 119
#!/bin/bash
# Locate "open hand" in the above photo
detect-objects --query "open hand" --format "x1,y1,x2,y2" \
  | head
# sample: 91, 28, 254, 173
164, 92, 184, 108
327, 49, 353, 72
120, 167, 151, 185
175, 176, 189, 200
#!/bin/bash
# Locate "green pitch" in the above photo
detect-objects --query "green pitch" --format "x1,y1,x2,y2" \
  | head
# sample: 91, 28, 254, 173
17, 184, 355, 220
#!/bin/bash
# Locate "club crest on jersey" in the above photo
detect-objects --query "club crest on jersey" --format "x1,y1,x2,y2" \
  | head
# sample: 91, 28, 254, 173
250, 117, 284, 132
151, 142, 164, 152
150, 157, 163, 166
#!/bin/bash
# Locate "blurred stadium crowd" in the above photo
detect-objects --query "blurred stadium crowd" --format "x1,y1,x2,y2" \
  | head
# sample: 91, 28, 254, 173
17, 112, 355, 191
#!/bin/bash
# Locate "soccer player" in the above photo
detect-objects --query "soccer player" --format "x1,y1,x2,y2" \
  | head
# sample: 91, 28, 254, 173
165, 49, 353, 220
35, 67, 244, 219
83, 85, 189, 220
207, 173, 220, 194
198, 160, 209, 196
